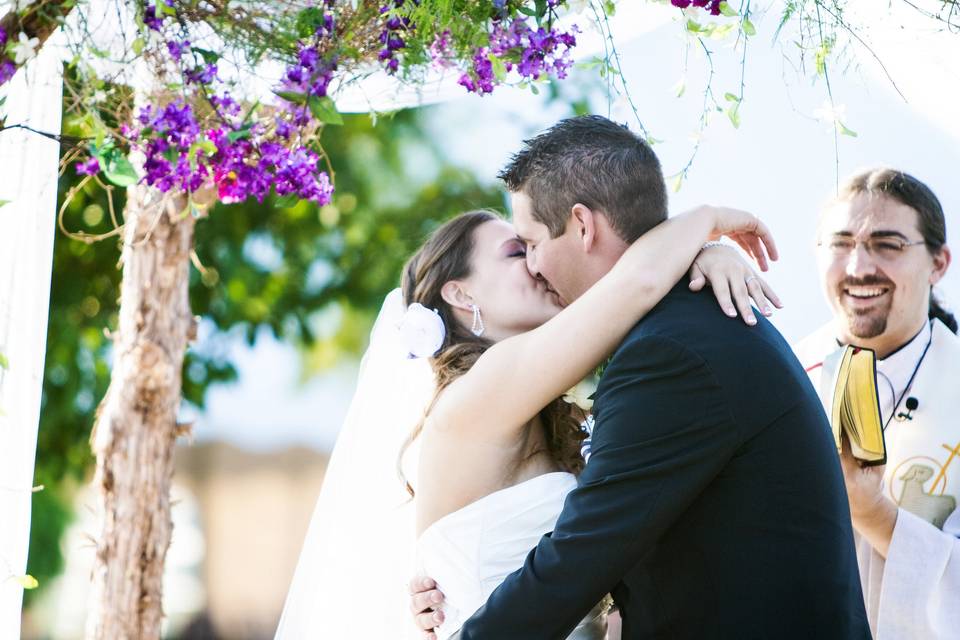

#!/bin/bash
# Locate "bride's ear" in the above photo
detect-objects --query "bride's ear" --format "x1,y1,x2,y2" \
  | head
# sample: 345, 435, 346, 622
440, 280, 473, 311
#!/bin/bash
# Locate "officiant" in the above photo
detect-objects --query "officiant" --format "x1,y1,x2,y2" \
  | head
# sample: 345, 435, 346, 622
794, 168, 960, 639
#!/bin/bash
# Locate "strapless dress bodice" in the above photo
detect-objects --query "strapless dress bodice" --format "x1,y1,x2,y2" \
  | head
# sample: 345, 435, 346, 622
416, 472, 608, 640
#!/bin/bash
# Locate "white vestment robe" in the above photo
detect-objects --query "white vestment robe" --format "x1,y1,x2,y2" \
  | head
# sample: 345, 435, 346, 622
794, 319, 960, 639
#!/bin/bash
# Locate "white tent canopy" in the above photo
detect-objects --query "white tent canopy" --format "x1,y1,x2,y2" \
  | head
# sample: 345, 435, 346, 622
1, 0, 958, 636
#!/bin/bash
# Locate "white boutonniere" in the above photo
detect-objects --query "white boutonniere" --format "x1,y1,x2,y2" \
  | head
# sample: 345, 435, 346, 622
563, 375, 598, 412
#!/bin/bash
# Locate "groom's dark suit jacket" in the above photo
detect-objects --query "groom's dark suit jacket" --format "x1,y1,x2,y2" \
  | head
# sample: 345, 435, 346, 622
458, 281, 870, 639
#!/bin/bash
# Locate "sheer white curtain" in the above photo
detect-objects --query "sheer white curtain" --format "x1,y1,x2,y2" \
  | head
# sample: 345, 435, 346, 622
0, 35, 64, 638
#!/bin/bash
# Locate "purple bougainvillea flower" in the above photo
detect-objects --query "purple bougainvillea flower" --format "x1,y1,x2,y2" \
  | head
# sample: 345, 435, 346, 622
0, 60, 16, 86
166, 39, 190, 61
144, 4, 164, 31
76, 156, 101, 176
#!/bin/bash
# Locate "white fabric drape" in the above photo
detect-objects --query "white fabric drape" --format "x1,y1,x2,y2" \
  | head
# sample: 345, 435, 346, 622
275, 289, 436, 639
0, 36, 64, 638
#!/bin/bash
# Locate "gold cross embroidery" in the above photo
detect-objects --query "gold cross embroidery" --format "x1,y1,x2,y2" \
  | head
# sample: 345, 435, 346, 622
931, 441, 960, 494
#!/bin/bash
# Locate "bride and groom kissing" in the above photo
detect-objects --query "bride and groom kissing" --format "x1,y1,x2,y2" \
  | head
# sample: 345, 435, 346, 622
279, 115, 872, 639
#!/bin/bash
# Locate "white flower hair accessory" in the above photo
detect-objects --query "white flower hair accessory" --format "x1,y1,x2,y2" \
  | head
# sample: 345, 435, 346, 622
397, 303, 446, 359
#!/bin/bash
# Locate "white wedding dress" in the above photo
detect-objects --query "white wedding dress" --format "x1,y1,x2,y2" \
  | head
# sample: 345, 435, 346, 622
276, 291, 608, 639
416, 471, 610, 640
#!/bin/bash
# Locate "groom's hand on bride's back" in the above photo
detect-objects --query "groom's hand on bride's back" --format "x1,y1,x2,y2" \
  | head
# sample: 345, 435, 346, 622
409, 576, 445, 638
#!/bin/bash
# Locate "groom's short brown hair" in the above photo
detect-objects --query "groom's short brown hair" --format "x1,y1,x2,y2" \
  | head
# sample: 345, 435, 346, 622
498, 115, 668, 243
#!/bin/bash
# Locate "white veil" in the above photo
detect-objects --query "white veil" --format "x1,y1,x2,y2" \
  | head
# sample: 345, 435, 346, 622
275, 288, 435, 639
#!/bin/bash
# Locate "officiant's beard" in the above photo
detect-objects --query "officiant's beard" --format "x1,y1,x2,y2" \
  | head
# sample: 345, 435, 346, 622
845, 308, 889, 339
836, 277, 895, 339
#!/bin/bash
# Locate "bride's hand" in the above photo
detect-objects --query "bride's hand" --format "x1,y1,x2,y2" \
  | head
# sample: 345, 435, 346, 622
409, 576, 445, 638
688, 244, 783, 325
704, 205, 779, 273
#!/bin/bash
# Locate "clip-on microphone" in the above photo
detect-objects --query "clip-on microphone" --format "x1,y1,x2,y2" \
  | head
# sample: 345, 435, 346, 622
896, 397, 919, 421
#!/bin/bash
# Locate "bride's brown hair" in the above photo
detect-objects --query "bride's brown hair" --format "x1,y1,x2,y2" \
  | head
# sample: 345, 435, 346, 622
398, 210, 586, 496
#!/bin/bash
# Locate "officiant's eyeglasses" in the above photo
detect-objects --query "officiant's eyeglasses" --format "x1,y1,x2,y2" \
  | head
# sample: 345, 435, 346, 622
818, 235, 927, 262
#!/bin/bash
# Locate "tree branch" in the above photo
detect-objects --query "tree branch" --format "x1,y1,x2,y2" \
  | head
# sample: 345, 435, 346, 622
0, 122, 89, 147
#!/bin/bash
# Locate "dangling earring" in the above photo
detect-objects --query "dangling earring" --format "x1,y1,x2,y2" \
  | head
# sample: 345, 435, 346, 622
470, 304, 485, 337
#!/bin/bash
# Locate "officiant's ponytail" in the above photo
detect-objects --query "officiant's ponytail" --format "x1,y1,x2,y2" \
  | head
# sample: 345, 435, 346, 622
836, 168, 957, 334
397, 211, 586, 497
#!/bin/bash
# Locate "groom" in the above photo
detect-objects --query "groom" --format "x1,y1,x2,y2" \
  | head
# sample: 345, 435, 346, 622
413, 116, 870, 638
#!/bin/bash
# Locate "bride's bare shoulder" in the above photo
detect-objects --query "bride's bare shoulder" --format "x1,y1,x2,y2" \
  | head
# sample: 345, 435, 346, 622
422, 376, 474, 434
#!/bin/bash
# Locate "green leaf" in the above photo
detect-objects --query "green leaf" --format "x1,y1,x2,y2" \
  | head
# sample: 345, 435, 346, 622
711, 23, 736, 39
274, 90, 307, 105
0, 351, 8, 369
530, 83, 540, 95
726, 102, 741, 128
227, 126, 253, 142
718, 1, 738, 17
188, 139, 218, 164
0, 200, 10, 210
603, 0, 617, 17
489, 53, 507, 83
774, 2, 797, 41
673, 79, 686, 98
132, 37, 145, 56
192, 47, 219, 65
670, 173, 684, 193
742, 18, 757, 37
101, 149, 138, 187
576, 56, 605, 71
162, 145, 179, 164
308, 96, 343, 126
814, 38, 833, 76
724, 92, 740, 103
837, 121, 858, 137
686, 19, 703, 33
274, 194, 299, 208
13, 575, 39, 590
159, 2, 176, 16
535, 0, 548, 19
295, 7, 329, 38
518, 6, 537, 17
198, 139, 218, 155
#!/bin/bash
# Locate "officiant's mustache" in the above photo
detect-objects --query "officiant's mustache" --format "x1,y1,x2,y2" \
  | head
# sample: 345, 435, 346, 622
836, 275, 896, 306
838, 275, 895, 290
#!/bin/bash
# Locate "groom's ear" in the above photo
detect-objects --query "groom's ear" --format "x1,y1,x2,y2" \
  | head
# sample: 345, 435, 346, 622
571, 203, 600, 253
440, 281, 472, 311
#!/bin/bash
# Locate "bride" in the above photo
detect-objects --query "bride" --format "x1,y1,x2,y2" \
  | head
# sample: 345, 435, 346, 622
275, 205, 778, 640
